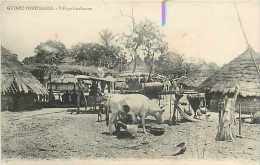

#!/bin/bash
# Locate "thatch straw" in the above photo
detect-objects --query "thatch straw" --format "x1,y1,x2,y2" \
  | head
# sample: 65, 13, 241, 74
178, 64, 217, 89
51, 74, 77, 84
1, 47, 48, 95
58, 64, 116, 76
199, 47, 260, 97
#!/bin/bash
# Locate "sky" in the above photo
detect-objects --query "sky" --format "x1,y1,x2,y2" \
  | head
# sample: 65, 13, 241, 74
1, 0, 260, 66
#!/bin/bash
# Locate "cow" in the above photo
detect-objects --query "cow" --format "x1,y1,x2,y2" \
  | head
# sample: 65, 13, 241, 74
104, 94, 165, 135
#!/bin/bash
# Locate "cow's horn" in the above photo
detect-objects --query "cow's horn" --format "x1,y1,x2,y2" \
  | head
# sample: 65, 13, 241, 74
160, 104, 167, 109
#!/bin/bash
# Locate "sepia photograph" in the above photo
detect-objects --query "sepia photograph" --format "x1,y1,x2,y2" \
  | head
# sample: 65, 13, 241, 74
1, 0, 260, 164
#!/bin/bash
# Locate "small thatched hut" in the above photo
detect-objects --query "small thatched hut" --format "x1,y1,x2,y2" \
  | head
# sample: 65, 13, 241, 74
178, 64, 218, 90
1, 47, 48, 111
199, 47, 260, 114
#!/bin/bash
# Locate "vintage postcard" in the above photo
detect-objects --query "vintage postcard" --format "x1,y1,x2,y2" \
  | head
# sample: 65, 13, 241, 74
1, 0, 259, 164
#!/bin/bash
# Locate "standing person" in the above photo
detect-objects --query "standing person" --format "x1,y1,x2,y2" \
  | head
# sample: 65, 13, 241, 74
89, 81, 97, 96
172, 84, 183, 124
101, 81, 106, 93
76, 90, 81, 114
71, 90, 77, 106
216, 84, 240, 141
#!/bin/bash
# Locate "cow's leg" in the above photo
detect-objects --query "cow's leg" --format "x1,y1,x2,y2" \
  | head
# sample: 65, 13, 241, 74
97, 109, 100, 122
194, 110, 198, 119
97, 111, 102, 122
115, 123, 121, 133
109, 113, 116, 135
141, 115, 147, 134
99, 107, 103, 121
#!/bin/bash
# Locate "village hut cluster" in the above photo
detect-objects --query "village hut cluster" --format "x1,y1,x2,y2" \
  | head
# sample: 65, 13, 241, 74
1, 45, 260, 153
2, 45, 260, 115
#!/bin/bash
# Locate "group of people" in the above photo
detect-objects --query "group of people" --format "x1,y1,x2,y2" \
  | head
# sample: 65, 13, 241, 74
61, 90, 81, 105
47, 90, 82, 106
47, 80, 112, 107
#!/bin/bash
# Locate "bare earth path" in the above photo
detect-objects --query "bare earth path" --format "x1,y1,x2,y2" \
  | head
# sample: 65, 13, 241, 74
1, 106, 260, 161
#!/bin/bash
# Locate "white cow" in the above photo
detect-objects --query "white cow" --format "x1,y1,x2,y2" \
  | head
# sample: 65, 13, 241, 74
104, 94, 165, 135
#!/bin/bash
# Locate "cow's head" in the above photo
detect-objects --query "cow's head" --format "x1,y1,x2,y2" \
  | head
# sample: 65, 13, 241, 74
151, 105, 166, 123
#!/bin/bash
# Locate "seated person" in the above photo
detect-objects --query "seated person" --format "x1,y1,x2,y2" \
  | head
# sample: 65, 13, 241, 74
115, 105, 137, 131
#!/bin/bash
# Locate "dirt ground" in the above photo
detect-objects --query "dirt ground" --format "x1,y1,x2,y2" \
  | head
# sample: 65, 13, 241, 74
1, 97, 260, 161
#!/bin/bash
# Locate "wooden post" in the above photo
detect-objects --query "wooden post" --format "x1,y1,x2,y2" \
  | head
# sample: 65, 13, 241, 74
76, 90, 81, 114
239, 103, 242, 136
169, 93, 172, 121
48, 73, 52, 104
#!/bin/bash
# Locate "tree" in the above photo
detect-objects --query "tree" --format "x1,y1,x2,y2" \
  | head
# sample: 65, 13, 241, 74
72, 43, 104, 66
155, 51, 186, 78
99, 29, 127, 69
208, 62, 220, 72
216, 85, 240, 141
99, 29, 117, 48
22, 40, 66, 84
30, 40, 68, 65
71, 42, 123, 69
120, 14, 166, 74
23, 56, 37, 65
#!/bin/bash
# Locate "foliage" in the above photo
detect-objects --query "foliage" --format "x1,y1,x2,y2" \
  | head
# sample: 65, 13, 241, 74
154, 51, 220, 79
20, 21, 220, 81
22, 40, 66, 83
154, 51, 186, 78
71, 42, 124, 69
122, 19, 166, 73
99, 29, 128, 69
99, 29, 117, 48
23, 40, 68, 65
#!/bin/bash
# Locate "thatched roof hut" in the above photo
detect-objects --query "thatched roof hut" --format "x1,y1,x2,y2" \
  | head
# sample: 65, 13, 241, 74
1, 47, 48, 111
200, 47, 260, 97
178, 64, 218, 89
1, 47, 48, 95
199, 47, 260, 113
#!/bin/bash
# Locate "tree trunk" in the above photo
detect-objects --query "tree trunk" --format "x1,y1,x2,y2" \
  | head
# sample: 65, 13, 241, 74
216, 88, 239, 141
133, 55, 137, 73
132, 44, 139, 73
48, 73, 53, 104
147, 53, 155, 82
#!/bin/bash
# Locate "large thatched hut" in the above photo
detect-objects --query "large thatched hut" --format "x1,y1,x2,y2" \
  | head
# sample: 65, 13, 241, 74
199, 47, 260, 114
1, 47, 48, 111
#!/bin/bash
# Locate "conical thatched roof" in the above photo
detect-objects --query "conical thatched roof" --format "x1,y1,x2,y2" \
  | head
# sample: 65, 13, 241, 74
1, 47, 48, 95
199, 47, 260, 97
178, 64, 218, 89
